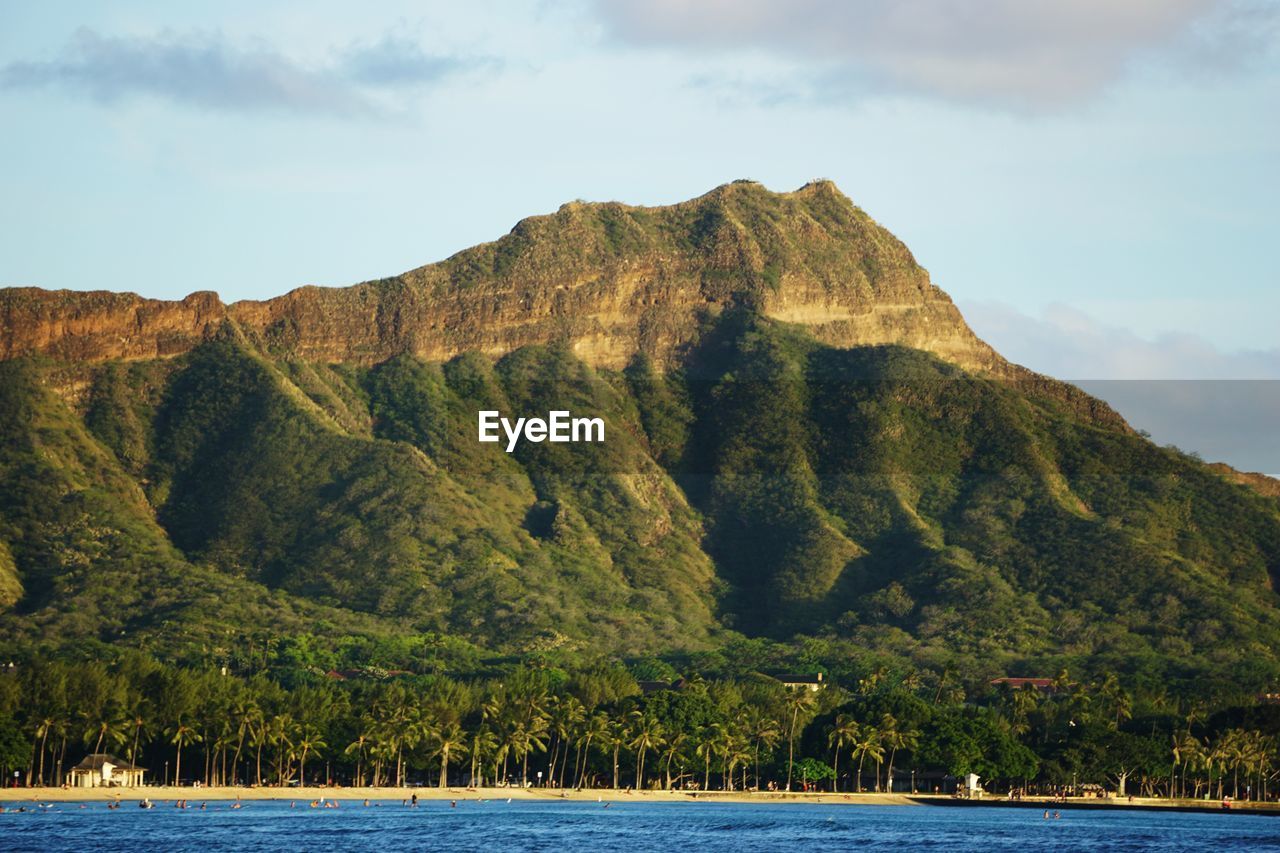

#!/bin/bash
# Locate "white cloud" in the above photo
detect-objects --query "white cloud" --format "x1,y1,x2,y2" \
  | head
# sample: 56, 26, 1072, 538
961, 300, 1280, 475
592, 0, 1275, 109
0, 27, 493, 118
961, 300, 1280, 380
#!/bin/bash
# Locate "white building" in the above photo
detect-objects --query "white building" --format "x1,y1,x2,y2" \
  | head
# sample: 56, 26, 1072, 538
67, 754, 147, 788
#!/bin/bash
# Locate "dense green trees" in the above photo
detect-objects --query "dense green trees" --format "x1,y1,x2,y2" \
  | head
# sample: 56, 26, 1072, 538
4, 654, 1280, 800
4, 313, 1280, 688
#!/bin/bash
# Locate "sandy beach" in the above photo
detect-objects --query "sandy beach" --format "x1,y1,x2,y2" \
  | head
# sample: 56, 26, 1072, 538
0, 785, 917, 805
7, 787, 1280, 818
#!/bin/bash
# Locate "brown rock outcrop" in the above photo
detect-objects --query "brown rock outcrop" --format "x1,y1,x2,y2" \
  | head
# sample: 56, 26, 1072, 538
0, 182, 1004, 375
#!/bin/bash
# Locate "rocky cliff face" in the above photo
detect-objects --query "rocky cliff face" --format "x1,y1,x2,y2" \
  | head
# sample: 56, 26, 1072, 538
1, 181, 1002, 374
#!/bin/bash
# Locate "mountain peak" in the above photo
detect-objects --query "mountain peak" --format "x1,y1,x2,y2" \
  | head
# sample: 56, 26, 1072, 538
1, 182, 997, 375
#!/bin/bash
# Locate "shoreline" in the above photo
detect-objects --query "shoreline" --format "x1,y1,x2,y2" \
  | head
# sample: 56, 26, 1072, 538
4, 786, 1279, 815
0, 786, 916, 805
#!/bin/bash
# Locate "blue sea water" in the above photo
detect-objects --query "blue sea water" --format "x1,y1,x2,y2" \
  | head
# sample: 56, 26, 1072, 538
3, 800, 1280, 852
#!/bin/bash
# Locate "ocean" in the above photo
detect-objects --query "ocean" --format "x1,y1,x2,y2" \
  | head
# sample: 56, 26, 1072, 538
3, 799, 1279, 851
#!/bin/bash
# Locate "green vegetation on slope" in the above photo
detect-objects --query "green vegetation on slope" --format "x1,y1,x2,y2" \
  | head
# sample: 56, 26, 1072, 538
1, 309, 1279, 693
646, 312, 1280, 685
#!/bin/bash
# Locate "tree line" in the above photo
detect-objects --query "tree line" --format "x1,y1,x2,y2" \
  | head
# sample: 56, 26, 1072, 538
2, 654, 1280, 800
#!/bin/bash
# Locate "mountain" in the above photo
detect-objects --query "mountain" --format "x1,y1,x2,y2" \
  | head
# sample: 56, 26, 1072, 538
2, 181, 1278, 687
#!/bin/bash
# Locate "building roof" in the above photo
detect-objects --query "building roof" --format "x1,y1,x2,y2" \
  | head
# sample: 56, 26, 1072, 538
990, 677, 1055, 691
324, 668, 413, 681
71, 754, 145, 772
774, 673, 824, 685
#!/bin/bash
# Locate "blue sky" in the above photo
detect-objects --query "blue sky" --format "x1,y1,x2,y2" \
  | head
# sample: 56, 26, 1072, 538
2, 1, 1278, 468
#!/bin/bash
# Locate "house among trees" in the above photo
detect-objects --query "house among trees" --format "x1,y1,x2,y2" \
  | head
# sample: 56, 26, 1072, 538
67, 754, 147, 788
989, 677, 1056, 693
774, 673, 825, 691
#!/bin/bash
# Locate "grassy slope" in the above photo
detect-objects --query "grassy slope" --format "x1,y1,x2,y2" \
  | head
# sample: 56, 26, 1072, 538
2, 313, 1278, 683
658, 313, 1280, 677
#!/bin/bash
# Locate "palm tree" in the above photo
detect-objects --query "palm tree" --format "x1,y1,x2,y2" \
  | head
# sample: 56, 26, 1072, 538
83, 715, 126, 764
125, 703, 150, 770
662, 732, 688, 790
433, 722, 468, 788
749, 714, 781, 791
783, 690, 817, 791
249, 714, 270, 786
575, 712, 610, 789
1171, 731, 1199, 799
167, 719, 203, 786
882, 718, 918, 794
228, 700, 260, 786
1098, 674, 1132, 729
296, 725, 326, 786
510, 719, 548, 788
629, 713, 664, 791
344, 733, 370, 787
211, 726, 236, 787
711, 724, 737, 791
31, 716, 54, 787
723, 732, 751, 792
696, 727, 718, 792
828, 715, 859, 793
469, 726, 498, 787
605, 718, 626, 790
851, 727, 884, 793
266, 714, 297, 786
546, 696, 584, 789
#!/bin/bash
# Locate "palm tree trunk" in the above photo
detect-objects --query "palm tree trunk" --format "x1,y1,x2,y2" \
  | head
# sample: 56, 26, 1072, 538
26, 733, 38, 787
833, 746, 840, 793
856, 750, 867, 793
786, 708, 798, 791
439, 748, 449, 789
546, 737, 557, 787
35, 730, 46, 787
576, 735, 594, 789
57, 735, 68, 786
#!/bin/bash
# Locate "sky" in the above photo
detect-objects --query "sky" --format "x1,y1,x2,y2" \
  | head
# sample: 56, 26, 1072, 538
1, 1, 1277, 470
